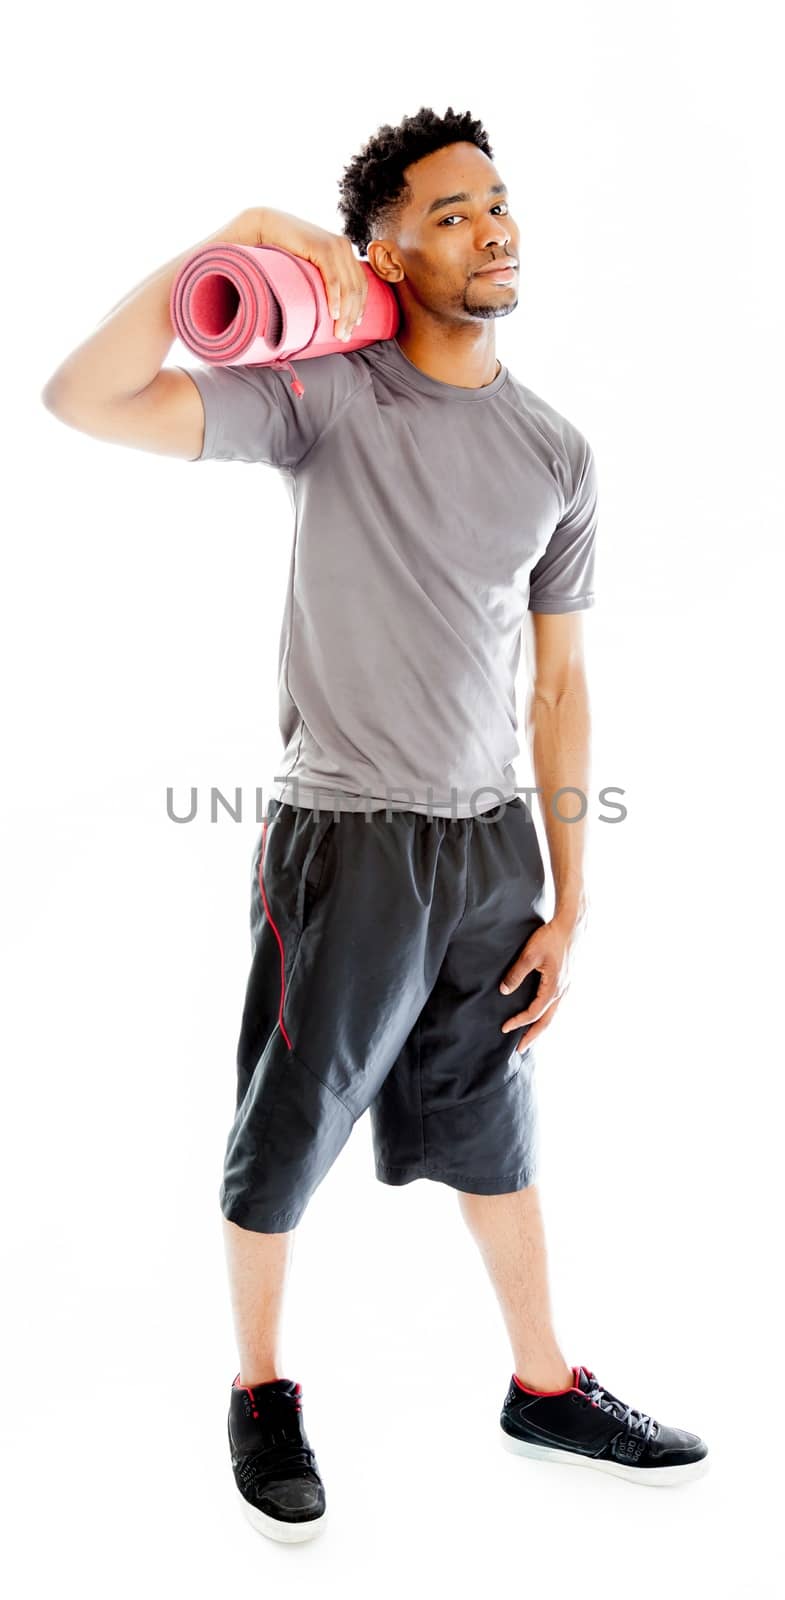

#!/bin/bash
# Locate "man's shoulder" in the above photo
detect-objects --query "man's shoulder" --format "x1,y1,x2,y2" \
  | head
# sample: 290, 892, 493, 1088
505, 370, 592, 477
289, 347, 372, 415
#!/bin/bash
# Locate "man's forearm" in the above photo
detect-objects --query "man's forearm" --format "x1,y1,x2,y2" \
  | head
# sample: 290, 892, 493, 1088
527, 672, 591, 926
41, 206, 267, 413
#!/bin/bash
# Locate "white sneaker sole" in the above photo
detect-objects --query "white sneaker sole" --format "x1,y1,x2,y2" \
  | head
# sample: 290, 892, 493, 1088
500, 1427, 709, 1485
239, 1494, 328, 1541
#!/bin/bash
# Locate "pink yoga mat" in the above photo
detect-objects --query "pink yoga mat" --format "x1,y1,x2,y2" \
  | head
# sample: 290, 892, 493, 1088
170, 243, 399, 397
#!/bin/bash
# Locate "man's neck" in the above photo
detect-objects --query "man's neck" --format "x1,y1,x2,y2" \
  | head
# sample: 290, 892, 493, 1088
395, 328, 500, 390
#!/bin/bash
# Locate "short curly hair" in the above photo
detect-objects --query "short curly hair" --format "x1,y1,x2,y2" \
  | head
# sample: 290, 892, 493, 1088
337, 105, 493, 258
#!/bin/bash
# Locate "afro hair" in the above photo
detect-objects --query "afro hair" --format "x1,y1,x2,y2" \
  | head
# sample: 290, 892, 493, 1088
337, 105, 493, 258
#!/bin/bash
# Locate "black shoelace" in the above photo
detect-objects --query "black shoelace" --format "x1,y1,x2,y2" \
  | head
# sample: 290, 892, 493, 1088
234, 1425, 318, 1493
583, 1375, 657, 1444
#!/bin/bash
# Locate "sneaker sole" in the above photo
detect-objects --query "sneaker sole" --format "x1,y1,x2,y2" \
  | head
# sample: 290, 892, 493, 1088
238, 1493, 328, 1542
500, 1427, 709, 1485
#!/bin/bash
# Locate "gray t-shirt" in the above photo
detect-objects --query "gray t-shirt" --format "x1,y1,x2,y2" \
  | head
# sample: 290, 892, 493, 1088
179, 335, 597, 817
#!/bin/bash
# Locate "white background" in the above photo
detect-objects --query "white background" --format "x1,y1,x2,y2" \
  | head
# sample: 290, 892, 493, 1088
2, 1, 783, 1595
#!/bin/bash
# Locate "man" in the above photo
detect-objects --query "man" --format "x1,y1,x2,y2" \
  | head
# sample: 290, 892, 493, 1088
41, 103, 708, 1543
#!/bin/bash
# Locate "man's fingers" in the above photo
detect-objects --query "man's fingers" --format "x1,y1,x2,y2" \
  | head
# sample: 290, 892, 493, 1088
499, 960, 534, 994
501, 974, 568, 1034
325, 271, 344, 331
513, 996, 562, 1053
500, 949, 557, 995
329, 240, 369, 340
501, 1000, 550, 1034
337, 278, 368, 340
500, 959, 554, 1003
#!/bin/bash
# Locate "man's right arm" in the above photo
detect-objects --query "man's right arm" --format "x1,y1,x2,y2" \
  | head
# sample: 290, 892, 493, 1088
40, 207, 369, 462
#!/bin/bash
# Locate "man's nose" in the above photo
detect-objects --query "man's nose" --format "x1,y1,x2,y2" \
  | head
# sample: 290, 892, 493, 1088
479, 221, 512, 250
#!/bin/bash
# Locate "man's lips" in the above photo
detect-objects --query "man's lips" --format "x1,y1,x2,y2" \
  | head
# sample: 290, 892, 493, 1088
474, 259, 518, 276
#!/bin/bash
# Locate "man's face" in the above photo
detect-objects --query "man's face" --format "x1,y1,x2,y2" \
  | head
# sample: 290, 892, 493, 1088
369, 141, 520, 323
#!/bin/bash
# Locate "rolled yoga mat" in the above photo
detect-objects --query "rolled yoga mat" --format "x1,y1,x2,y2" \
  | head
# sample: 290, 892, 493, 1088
170, 243, 400, 397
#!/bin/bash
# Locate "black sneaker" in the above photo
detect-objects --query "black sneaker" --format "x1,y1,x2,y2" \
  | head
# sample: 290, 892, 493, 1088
500, 1365, 709, 1485
228, 1375, 327, 1540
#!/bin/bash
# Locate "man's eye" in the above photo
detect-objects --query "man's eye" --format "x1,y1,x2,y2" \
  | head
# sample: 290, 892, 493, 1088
439, 203, 510, 226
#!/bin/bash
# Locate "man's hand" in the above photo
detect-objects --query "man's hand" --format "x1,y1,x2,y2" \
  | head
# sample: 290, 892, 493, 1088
499, 909, 586, 1053
250, 207, 370, 343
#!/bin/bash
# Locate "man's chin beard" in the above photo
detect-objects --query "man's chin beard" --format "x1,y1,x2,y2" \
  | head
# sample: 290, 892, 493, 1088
465, 299, 518, 320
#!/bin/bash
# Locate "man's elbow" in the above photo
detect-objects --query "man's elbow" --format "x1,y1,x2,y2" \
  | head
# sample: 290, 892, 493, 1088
41, 379, 61, 412
40, 377, 74, 418
532, 663, 589, 711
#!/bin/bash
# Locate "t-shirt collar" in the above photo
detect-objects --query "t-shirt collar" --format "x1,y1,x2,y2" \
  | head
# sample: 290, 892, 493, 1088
370, 335, 508, 400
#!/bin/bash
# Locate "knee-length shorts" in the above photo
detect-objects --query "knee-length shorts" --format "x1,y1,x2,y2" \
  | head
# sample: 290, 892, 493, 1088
219, 796, 548, 1232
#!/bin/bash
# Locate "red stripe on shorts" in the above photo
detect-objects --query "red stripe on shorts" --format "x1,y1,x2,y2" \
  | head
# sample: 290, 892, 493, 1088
258, 817, 293, 1051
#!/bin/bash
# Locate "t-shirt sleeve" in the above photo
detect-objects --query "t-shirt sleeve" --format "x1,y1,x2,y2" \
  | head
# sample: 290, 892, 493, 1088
176, 352, 362, 467
527, 434, 598, 613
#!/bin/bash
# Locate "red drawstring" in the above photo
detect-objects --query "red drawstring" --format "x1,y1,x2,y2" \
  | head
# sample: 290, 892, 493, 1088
278, 358, 304, 398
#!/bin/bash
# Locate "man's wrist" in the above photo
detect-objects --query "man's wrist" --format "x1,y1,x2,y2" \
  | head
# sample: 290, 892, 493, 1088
227, 207, 270, 247
553, 891, 589, 932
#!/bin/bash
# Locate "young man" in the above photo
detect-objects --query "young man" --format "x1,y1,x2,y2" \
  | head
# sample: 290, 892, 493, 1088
41, 104, 708, 1543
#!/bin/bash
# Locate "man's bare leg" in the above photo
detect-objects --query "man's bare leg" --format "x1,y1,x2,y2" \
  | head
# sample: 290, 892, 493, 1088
458, 1184, 573, 1391
222, 1217, 295, 1386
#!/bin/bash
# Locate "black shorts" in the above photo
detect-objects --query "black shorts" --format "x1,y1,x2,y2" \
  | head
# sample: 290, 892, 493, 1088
219, 796, 548, 1232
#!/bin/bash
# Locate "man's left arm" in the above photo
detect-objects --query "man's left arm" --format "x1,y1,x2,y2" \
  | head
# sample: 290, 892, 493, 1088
499, 610, 591, 1051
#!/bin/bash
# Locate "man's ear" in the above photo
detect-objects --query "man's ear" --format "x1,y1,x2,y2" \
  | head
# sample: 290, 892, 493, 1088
366, 240, 404, 284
